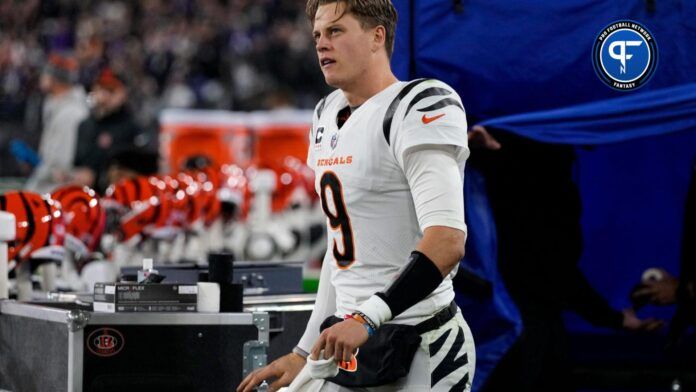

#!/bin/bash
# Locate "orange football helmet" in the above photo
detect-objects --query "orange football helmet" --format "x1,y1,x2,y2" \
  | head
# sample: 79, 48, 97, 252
189, 166, 222, 227
103, 176, 166, 241
51, 185, 106, 256
0, 191, 65, 263
253, 157, 315, 213
218, 164, 250, 221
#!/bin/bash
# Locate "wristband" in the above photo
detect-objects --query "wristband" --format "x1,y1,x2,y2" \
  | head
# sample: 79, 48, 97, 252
292, 346, 309, 359
355, 294, 391, 329
349, 312, 376, 336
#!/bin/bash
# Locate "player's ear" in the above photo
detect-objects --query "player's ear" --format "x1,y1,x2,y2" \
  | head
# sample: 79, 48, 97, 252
372, 25, 386, 53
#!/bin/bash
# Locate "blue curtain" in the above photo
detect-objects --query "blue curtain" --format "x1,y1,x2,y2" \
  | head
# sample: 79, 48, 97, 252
458, 168, 522, 391
480, 83, 696, 144
392, 1, 696, 389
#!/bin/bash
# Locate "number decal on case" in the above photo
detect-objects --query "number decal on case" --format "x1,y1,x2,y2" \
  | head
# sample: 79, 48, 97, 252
319, 171, 355, 269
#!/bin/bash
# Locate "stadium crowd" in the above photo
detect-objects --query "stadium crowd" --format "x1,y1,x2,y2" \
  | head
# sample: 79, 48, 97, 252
0, 0, 329, 176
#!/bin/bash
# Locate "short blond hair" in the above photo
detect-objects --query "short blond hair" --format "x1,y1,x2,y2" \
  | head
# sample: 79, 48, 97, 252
306, 0, 397, 58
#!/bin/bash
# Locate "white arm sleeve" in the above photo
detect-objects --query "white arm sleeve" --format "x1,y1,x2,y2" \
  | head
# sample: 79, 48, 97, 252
296, 95, 339, 356
295, 257, 336, 356
402, 145, 466, 233
355, 146, 466, 326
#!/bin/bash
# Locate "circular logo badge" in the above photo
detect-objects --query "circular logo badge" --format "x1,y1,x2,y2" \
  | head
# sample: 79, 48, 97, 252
592, 20, 658, 91
87, 328, 125, 357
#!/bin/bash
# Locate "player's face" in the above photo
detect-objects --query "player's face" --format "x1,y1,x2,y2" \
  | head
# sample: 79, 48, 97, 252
313, 3, 374, 89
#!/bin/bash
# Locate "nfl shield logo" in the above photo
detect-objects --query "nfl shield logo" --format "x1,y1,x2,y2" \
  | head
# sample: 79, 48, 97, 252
330, 133, 339, 150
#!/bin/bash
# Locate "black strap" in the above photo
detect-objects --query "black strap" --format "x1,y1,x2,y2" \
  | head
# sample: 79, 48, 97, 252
414, 301, 458, 334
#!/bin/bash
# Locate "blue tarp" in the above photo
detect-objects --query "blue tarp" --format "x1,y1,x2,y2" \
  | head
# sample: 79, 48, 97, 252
479, 83, 696, 144
392, 1, 696, 389
394, 0, 696, 118
456, 167, 522, 388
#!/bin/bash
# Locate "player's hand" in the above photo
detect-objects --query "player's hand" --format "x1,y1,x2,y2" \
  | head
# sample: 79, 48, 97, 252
631, 273, 679, 305
310, 318, 368, 363
468, 125, 501, 150
621, 308, 664, 332
236, 352, 305, 392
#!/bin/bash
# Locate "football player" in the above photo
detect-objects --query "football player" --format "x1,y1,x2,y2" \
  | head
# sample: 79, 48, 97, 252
239, 1, 474, 390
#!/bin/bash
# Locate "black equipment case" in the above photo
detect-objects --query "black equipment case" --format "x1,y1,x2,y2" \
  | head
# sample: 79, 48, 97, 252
0, 300, 269, 392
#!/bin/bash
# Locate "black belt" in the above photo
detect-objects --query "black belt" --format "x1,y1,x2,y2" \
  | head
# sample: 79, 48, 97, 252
414, 301, 458, 335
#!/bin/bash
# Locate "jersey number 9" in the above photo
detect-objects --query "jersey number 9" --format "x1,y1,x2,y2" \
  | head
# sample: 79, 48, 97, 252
319, 171, 355, 269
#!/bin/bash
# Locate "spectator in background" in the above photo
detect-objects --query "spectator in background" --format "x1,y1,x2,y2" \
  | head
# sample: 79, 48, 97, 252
0, 0, 330, 178
73, 67, 144, 193
467, 125, 663, 392
629, 161, 696, 391
633, 161, 695, 347
25, 53, 89, 194
105, 148, 159, 185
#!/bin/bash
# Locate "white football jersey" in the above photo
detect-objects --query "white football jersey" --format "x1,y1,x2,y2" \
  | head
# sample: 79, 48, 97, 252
307, 79, 470, 324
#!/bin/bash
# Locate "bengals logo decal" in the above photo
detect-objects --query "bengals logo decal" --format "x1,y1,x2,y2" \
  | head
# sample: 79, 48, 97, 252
338, 349, 358, 372
87, 328, 125, 357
